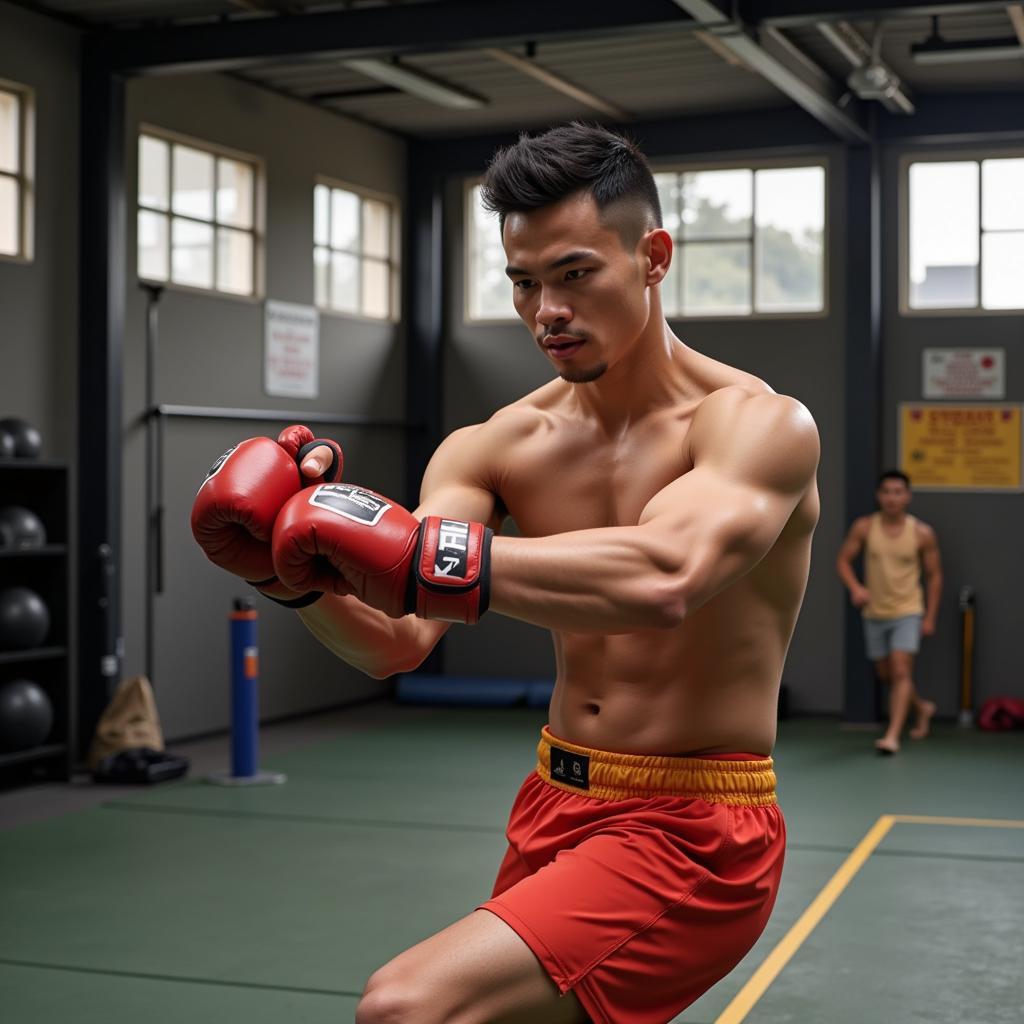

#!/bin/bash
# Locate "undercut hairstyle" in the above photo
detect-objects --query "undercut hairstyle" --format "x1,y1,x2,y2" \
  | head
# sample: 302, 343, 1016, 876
877, 469, 911, 489
480, 122, 662, 248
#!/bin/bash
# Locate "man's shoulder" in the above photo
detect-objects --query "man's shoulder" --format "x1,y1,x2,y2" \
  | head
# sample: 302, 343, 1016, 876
912, 517, 937, 542
693, 385, 818, 449
438, 383, 562, 459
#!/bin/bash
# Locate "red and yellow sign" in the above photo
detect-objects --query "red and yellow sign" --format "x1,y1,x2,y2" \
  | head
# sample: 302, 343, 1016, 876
900, 404, 1022, 491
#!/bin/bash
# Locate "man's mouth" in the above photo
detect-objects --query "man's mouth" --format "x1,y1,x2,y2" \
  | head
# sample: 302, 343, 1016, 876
543, 335, 586, 359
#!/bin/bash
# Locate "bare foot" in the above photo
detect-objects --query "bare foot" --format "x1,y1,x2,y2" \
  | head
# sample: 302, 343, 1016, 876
909, 700, 937, 740
875, 737, 900, 755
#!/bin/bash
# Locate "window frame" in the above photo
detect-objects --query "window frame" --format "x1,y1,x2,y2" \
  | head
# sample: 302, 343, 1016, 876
136, 124, 264, 301
462, 156, 830, 325
900, 148, 1024, 318
313, 175, 401, 324
0, 79, 35, 265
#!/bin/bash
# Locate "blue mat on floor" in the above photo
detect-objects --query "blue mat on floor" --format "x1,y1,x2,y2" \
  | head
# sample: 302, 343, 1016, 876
395, 675, 554, 708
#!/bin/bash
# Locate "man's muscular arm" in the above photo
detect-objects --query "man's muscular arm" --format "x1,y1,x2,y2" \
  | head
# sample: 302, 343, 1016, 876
488, 390, 819, 633
294, 426, 502, 677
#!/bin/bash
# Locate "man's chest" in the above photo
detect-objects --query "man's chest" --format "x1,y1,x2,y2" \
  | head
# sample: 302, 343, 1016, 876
496, 428, 692, 536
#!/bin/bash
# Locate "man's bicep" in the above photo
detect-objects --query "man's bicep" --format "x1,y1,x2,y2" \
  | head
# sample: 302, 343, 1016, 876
415, 425, 502, 529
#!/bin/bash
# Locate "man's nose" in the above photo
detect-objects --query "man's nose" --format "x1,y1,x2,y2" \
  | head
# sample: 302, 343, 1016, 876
536, 291, 572, 329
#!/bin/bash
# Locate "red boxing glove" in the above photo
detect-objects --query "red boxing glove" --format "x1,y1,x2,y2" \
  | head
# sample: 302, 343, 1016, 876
272, 483, 492, 624
191, 426, 343, 606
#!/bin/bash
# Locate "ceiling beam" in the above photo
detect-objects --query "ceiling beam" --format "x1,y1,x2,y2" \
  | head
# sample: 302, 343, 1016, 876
669, 0, 871, 143
1007, 4, 1024, 47
482, 48, 630, 121
92, 0, 695, 75
746, 2, 1014, 28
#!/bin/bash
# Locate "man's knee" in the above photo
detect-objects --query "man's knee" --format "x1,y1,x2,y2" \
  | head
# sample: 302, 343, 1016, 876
356, 968, 423, 1024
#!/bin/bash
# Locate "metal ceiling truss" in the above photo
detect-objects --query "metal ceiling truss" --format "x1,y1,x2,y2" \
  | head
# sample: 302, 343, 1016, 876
92, 0, 700, 75
670, 0, 873, 142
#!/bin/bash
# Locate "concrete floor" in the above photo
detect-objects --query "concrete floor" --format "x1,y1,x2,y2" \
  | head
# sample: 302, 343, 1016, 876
1, 703, 1022, 1023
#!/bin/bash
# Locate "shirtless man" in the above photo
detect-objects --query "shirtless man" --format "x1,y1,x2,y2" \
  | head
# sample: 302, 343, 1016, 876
836, 470, 942, 754
191, 123, 819, 1024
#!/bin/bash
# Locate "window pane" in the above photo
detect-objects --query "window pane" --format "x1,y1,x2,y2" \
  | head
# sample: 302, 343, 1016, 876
172, 217, 213, 288
314, 246, 330, 306
217, 158, 253, 229
982, 158, 1024, 232
217, 227, 253, 295
909, 161, 979, 309
682, 169, 751, 240
0, 91, 19, 176
470, 242, 515, 320
0, 175, 19, 256
755, 166, 825, 313
172, 145, 214, 221
363, 198, 390, 259
330, 251, 359, 313
330, 188, 359, 251
982, 232, 1024, 309
362, 258, 390, 318
654, 173, 680, 234
139, 135, 169, 211
137, 210, 168, 281
682, 242, 751, 315
314, 184, 330, 247
468, 184, 514, 320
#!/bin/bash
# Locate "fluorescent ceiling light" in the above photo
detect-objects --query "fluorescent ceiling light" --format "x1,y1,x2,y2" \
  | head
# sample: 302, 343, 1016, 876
911, 36, 1024, 64
345, 57, 487, 109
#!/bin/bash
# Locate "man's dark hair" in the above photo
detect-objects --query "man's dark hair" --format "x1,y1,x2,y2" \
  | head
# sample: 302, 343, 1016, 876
480, 122, 662, 247
877, 469, 911, 489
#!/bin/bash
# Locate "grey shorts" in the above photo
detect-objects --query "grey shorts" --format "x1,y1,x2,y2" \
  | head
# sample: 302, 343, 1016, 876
864, 615, 922, 660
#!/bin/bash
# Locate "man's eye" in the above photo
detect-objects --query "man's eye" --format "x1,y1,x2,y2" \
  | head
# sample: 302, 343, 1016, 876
513, 279, 536, 291
565, 268, 588, 281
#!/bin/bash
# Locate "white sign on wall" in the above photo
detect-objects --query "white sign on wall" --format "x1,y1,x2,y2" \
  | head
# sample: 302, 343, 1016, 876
264, 300, 319, 399
923, 348, 1005, 399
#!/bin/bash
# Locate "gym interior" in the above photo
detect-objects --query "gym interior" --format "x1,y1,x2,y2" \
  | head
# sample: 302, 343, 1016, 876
1, 2, 1022, 1021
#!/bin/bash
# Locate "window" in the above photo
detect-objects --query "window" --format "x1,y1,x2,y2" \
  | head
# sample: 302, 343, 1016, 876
314, 181, 398, 320
466, 183, 515, 321
464, 165, 826, 322
656, 164, 826, 317
137, 130, 258, 296
0, 82, 32, 261
906, 156, 1024, 312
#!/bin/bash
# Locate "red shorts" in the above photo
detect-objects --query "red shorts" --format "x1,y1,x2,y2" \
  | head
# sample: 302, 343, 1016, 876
479, 727, 785, 1024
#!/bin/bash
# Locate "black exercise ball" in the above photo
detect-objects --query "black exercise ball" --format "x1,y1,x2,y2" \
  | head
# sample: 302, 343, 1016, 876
0, 506, 47, 549
0, 418, 42, 459
0, 429, 14, 459
0, 679, 53, 752
0, 587, 50, 650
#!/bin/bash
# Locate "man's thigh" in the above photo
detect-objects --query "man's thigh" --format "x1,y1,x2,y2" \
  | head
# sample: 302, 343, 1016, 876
359, 909, 587, 1024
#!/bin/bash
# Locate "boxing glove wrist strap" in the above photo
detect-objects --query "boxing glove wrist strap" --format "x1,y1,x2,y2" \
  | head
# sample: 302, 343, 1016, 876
407, 516, 492, 625
247, 576, 324, 609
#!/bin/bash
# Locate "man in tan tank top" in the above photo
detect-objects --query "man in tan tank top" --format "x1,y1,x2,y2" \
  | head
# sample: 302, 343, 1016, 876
192, 123, 820, 1023
836, 470, 943, 754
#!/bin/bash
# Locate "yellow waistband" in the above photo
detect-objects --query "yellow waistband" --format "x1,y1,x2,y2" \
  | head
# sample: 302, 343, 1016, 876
536, 727, 776, 806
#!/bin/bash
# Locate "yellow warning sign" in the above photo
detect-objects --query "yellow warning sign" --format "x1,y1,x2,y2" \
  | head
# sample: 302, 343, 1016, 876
901, 404, 1022, 491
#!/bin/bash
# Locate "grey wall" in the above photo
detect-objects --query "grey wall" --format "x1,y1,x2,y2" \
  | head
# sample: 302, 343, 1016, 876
0, 2, 79, 460
122, 74, 407, 739
440, 150, 848, 714
881, 141, 1024, 714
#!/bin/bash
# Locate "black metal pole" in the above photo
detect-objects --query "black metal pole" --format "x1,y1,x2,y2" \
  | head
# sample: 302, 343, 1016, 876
842, 121, 884, 724
77, 52, 126, 757
142, 283, 163, 684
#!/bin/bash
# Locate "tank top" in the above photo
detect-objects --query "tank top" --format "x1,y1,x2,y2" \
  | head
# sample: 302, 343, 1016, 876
864, 513, 925, 620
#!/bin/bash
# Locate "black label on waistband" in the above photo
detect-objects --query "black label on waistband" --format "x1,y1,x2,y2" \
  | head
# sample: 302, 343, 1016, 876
549, 745, 589, 790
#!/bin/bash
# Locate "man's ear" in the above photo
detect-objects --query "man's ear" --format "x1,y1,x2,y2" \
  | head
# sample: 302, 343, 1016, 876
642, 228, 673, 286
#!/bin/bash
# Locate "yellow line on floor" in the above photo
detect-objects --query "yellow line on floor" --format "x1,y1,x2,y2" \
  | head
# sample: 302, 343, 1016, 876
713, 815, 896, 1024
893, 814, 1024, 829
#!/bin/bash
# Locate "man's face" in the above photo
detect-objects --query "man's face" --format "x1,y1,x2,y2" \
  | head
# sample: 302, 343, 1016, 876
876, 479, 911, 515
502, 192, 654, 384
